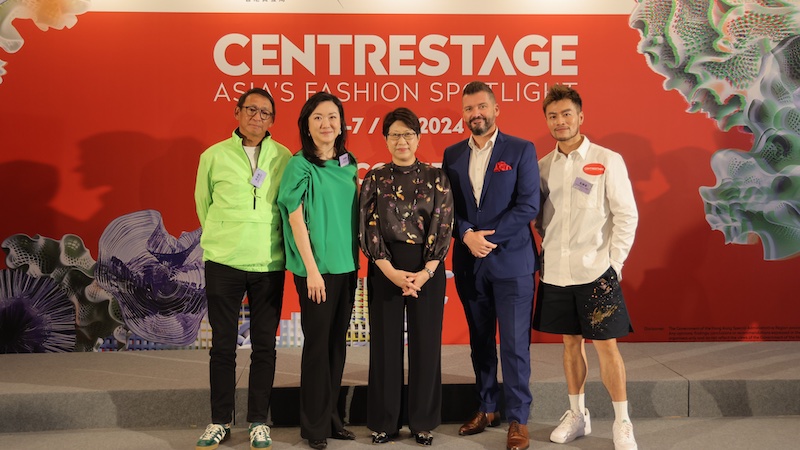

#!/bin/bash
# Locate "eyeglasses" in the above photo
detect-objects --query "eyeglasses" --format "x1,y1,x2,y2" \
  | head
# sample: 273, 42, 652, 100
242, 105, 274, 120
386, 132, 418, 142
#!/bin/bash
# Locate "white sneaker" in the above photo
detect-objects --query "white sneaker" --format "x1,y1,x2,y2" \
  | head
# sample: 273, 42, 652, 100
612, 420, 638, 450
249, 423, 272, 450
196, 423, 230, 450
550, 408, 591, 444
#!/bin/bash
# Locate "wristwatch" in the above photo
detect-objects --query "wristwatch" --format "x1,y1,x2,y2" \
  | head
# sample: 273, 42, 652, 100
424, 268, 435, 279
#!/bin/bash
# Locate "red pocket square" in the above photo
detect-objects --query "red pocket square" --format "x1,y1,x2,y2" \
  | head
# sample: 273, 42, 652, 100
494, 161, 512, 172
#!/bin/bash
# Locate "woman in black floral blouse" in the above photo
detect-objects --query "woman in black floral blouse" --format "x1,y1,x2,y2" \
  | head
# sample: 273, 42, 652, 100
358, 107, 454, 446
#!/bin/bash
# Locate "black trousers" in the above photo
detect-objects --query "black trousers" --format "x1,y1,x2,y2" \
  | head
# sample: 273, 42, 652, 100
295, 271, 357, 440
205, 261, 284, 424
367, 243, 445, 433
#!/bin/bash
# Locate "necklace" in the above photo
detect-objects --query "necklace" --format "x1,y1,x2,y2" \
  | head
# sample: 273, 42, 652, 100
389, 161, 421, 222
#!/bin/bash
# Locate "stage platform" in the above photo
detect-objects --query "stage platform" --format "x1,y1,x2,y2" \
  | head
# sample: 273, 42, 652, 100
1, 342, 799, 433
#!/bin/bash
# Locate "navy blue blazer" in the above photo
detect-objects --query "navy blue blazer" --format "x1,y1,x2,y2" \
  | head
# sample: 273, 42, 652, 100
442, 131, 540, 279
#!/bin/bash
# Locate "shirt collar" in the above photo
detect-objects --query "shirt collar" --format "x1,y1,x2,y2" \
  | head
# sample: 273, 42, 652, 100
468, 127, 499, 152
234, 128, 271, 146
554, 135, 591, 160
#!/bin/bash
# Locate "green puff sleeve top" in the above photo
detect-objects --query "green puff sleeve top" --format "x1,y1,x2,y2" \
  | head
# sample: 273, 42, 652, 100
277, 152, 359, 277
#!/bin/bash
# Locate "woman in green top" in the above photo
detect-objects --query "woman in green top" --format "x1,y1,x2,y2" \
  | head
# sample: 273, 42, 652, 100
277, 92, 359, 450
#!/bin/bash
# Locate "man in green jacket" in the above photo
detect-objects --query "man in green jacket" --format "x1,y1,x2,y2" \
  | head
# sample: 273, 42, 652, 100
194, 88, 292, 450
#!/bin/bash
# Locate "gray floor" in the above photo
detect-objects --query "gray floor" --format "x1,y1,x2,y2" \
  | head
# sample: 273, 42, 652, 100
2, 342, 800, 448
3, 418, 800, 450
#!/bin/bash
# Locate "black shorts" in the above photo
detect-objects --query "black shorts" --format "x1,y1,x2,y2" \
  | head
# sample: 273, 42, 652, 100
533, 266, 633, 340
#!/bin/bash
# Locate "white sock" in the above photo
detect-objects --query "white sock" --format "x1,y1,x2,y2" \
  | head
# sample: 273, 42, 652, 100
569, 394, 585, 414
612, 401, 630, 423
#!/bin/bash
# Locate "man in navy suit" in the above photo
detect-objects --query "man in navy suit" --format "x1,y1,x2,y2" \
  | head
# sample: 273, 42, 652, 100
442, 81, 540, 450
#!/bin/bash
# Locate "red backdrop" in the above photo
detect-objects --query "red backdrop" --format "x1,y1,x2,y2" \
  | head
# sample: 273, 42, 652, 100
0, 8, 797, 344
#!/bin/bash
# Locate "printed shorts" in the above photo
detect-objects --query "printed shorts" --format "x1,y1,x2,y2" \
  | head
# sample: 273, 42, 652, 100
533, 266, 633, 340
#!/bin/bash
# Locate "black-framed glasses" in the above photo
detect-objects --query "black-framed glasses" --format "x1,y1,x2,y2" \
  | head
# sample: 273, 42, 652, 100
387, 132, 417, 142
242, 105, 274, 120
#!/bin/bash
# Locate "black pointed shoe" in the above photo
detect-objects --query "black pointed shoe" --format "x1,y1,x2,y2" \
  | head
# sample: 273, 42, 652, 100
414, 431, 433, 446
331, 428, 356, 440
308, 438, 327, 449
371, 431, 398, 444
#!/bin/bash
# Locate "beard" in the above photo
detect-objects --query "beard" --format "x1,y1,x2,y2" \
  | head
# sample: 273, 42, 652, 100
553, 128, 579, 142
468, 115, 495, 136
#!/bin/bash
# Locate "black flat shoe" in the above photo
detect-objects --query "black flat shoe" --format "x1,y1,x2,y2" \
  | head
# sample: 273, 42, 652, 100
308, 438, 327, 449
414, 431, 433, 446
372, 431, 398, 444
331, 428, 356, 440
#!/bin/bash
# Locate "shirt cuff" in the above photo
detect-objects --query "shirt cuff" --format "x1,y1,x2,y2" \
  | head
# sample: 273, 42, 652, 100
463, 228, 474, 240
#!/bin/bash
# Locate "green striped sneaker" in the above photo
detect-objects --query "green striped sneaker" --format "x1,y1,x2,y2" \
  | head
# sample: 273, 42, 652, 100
196, 423, 230, 449
249, 423, 272, 449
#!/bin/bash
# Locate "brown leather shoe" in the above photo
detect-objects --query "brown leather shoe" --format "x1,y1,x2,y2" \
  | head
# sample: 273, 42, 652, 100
506, 421, 529, 450
458, 411, 501, 436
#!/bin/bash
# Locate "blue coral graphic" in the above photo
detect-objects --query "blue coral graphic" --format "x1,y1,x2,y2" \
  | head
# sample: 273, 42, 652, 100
95, 210, 206, 346
2, 210, 206, 351
2, 233, 121, 351
0, 268, 76, 353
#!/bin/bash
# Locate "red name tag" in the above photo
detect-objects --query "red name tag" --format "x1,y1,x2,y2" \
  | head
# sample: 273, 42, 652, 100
583, 163, 605, 175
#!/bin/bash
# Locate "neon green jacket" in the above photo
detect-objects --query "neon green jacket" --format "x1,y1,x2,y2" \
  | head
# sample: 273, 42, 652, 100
195, 129, 292, 272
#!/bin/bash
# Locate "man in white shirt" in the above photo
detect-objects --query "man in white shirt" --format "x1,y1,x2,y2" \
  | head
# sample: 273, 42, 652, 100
534, 85, 639, 450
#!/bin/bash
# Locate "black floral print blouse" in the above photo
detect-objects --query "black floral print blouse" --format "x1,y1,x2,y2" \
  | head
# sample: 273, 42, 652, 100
359, 160, 454, 263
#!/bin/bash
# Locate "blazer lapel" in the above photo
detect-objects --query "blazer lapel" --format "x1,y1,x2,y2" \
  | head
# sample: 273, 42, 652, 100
452, 143, 477, 207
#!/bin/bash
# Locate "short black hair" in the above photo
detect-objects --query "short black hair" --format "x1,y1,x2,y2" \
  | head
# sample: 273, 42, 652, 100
381, 107, 421, 137
462, 81, 496, 103
543, 84, 582, 115
237, 88, 276, 117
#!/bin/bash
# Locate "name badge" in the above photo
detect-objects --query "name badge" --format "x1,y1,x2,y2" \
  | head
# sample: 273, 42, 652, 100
573, 176, 593, 195
251, 168, 267, 188
338, 153, 350, 167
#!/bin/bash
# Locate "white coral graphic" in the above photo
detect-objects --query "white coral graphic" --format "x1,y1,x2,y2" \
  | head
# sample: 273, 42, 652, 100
0, 0, 91, 83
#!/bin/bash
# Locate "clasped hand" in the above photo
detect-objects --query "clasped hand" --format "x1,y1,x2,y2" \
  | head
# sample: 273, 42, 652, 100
464, 229, 497, 258
387, 268, 427, 298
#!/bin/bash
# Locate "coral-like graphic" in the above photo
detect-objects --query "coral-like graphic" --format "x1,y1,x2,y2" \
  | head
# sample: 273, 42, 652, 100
95, 210, 206, 346
2, 233, 123, 350
3, 233, 94, 278
2, 211, 207, 352
630, 0, 800, 260
1, 211, 445, 351
0, 268, 76, 352
0, 0, 91, 83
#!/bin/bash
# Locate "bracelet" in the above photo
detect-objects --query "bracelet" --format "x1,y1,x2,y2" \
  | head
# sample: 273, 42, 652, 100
424, 268, 435, 279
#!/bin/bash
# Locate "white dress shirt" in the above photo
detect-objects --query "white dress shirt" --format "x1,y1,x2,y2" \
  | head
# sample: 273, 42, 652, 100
468, 128, 499, 206
537, 136, 638, 286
